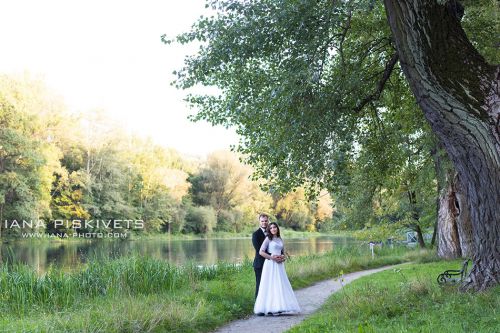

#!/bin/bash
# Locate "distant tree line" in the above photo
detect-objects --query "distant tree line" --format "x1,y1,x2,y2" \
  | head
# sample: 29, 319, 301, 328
0, 74, 333, 237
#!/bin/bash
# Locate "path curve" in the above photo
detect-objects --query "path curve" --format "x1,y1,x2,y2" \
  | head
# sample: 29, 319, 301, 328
214, 265, 397, 333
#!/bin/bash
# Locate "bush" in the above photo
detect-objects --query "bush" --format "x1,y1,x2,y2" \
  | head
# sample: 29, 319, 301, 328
286, 211, 313, 230
184, 206, 217, 233
215, 209, 246, 232
165, 204, 186, 233
216, 210, 235, 232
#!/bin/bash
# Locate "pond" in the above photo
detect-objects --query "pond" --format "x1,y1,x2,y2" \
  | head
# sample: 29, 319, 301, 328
0, 235, 357, 272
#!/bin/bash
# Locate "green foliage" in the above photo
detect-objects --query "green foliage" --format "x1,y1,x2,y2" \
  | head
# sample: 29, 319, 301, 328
166, 200, 187, 233
462, 0, 500, 64
0, 76, 195, 237
274, 187, 333, 231
287, 211, 313, 230
0, 72, 327, 237
275, 188, 313, 230
184, 205, 218, 233
216, 209, 243, 232
170, 0, 498, 238
189, 150, 275, 232
190, 150, 250, 210
0, 91, 46, 237
171, 0, 420, 233
334, 88, 438, 234
172, 0, 394, 194
50, 170, 89, 220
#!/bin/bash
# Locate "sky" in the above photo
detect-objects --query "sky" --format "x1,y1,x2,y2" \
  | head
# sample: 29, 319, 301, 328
0, 0, 238, 157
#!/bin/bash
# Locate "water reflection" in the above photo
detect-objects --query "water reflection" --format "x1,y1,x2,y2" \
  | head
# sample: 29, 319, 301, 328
0, 236, 356, 272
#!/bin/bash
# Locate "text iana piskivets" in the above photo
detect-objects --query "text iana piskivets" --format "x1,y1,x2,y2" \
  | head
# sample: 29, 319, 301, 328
3, 219, 145, 229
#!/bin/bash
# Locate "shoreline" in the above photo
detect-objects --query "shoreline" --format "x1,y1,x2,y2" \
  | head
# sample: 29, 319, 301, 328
0, 230, 353, 243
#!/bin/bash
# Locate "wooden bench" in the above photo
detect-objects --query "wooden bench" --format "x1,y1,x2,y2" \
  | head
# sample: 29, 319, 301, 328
437, 259, 470, 285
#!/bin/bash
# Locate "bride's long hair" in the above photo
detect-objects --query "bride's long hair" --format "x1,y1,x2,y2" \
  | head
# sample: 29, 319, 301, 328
266, 222, 281, 240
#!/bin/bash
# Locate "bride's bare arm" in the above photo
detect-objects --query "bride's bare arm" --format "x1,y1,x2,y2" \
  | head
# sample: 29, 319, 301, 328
259, 238, 270, 258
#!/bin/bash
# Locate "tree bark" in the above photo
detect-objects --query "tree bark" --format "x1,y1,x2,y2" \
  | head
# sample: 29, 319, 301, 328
437, 173, 462, 259
453, 173, 474, 258
437, 171, 473, 259
433, 143, 473, 257
430, 143, 446, 248
384, 0, 500, 291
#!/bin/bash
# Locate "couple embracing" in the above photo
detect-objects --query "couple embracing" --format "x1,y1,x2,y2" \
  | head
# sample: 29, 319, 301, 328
252, 213, 301, 316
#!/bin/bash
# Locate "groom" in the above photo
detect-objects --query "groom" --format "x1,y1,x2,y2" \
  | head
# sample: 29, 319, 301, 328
252, 213, 269, 300
252, 213, 284, 302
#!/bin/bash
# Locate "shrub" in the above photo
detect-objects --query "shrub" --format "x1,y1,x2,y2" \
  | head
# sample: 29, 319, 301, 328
184, 206, 217, 233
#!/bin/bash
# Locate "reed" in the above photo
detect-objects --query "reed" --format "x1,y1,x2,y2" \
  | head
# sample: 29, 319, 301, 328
0, 256, 243, 315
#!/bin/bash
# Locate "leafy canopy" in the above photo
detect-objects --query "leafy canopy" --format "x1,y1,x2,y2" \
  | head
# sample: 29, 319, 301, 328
169, 0, 403, 194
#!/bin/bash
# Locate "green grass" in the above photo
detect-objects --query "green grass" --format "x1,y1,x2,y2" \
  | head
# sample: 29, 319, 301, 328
0, 257, 249, 332
0, 245, 440, 332
287, 261, 500, 333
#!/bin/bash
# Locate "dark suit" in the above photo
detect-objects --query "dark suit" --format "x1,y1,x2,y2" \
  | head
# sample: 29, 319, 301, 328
252, 228, 267, 299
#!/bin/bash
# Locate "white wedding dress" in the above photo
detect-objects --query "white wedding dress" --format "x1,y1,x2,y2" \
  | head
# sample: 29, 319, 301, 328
254, 237, 301, 315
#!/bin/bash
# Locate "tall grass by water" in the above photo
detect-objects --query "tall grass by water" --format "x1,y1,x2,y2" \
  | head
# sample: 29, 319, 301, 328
0, 256, 243, 315
0, 244, 435, 332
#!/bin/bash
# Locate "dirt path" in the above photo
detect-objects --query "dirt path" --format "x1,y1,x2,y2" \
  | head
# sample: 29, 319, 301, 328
214, 265, 397, 333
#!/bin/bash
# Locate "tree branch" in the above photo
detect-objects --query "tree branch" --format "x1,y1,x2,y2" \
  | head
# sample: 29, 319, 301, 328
353, 52, 399, 113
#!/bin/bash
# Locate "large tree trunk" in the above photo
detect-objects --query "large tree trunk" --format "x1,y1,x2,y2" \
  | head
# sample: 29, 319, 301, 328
384, 0, 500, 291
453, 174, 474, 258
437, 186, 461, 259
437, 173, 464, 258
433, 144, 473, 258
430, 144, 446, 248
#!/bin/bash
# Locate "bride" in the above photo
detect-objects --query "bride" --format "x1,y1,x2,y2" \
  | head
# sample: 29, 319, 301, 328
254, 222, 301, 315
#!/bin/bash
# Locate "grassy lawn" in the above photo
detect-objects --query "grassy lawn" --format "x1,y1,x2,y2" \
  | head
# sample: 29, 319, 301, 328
0, 244, 429, 332
3, 254, 497, 333
287, 261, 500, 333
